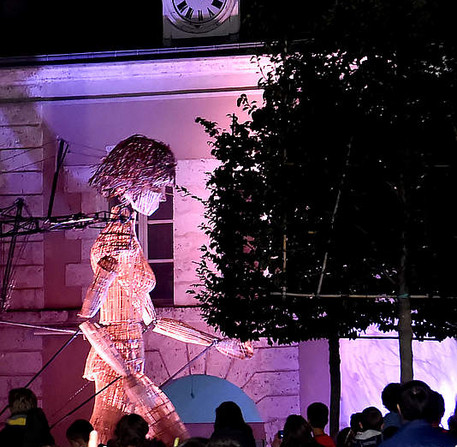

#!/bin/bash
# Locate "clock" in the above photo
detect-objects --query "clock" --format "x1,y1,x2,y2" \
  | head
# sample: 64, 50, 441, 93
163, 0, 240, 44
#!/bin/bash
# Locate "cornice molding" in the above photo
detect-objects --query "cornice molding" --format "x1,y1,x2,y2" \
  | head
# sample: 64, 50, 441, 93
0, 54, 266, 104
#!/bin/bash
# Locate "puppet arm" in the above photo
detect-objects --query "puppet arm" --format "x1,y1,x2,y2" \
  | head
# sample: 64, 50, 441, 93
78, 256, 119, 319
79, 321, 130, 377
152, 318, 254, 359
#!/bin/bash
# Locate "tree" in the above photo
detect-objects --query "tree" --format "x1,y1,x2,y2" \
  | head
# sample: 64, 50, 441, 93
191, 0, 457, 435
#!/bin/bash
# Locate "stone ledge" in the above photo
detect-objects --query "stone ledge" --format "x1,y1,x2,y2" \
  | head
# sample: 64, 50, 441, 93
0, 55, 264, 102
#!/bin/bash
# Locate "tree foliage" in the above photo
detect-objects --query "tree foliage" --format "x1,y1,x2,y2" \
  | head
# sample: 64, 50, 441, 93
191, 0, 457, 346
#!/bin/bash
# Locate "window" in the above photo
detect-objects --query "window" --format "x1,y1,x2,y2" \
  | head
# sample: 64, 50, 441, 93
137, 186, 174, 307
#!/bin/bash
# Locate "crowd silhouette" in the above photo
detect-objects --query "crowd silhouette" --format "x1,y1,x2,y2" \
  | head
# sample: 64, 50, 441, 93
2, 380, 457, 447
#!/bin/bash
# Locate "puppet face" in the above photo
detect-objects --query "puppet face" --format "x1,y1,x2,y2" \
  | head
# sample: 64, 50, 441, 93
124, 187, 166, 216
89, 136, 175, 216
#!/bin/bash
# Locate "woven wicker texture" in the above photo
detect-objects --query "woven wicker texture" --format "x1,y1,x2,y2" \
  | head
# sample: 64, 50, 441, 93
80, 136, 254, 444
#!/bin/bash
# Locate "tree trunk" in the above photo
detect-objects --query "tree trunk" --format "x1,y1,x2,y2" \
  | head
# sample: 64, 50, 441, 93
398, 294, 413, 382
398, 224, 413, 383
328, 333, 341, 438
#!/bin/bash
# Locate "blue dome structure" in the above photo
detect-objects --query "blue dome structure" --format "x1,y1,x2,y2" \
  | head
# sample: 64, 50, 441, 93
163, 374, 262, 423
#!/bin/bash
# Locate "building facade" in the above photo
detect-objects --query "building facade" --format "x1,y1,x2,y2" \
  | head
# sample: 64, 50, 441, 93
2, 48, 457, 447
0, 51, 304, 445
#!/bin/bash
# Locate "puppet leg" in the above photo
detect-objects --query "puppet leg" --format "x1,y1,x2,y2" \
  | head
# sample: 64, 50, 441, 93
124, 373, 189, 446
81, 322, 188, 445
80, 321, 134, 443
90, 369, 130, 444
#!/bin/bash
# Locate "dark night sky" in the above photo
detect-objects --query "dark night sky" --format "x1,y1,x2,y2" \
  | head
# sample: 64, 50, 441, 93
7, 2, 450, 60
0, 0, 164, 57
0, 1, 335, 58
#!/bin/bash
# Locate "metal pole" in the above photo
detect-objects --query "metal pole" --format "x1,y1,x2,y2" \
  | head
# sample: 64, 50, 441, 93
1, 198, 24, 311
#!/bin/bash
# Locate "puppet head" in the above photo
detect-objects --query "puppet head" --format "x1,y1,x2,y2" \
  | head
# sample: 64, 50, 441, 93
89, 135, 176, 215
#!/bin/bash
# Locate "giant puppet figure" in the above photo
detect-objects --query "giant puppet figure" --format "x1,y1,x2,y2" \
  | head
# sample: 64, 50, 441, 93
78, 135, 253, 445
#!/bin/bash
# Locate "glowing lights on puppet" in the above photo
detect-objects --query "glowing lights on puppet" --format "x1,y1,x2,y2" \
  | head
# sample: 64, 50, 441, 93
78, 211, 179, 444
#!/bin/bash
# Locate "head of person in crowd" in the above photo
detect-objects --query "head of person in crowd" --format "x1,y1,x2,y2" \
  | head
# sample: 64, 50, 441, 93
307, 403, 329, 430
8, 387, 38, 415
214, 402, 248, 432
282, 414, 315, 447
426, 391, 446, 428
335, 427, 352, 447
448, 413, 457, 434
283, 414, 307, 436
211, 401, 255, 447
381, 383, 402, 439
350, 413, 362, 434
66, 419, 94, 447
107, 413, 155, 447
381, 383, 401, 414
360, 407, 383, 432
397, 380, 432, 422
0, 387, 55, 447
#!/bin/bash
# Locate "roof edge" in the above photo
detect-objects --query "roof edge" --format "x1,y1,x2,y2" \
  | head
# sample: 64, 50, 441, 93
0, 41, 267, 68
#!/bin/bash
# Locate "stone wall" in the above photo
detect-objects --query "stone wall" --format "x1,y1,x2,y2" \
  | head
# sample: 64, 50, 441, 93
145, 307, 300, 442
0, 101, 46, 413
0, 102, 45, 310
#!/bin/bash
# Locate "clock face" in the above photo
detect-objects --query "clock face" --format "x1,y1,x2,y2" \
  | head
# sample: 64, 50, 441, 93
169, 0, 234, 33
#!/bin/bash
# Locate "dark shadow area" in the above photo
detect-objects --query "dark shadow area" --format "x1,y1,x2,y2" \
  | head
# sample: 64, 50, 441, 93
0, 0, 163, 57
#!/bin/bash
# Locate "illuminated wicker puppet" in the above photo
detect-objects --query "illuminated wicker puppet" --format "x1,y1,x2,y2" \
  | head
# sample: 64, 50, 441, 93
78, 135, 253, 445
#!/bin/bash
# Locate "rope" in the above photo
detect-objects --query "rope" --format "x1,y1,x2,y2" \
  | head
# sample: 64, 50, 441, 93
25, 329, 81, 389
160, 342, 214, 388
0, 231, 30, 310
0, 320, 78, 334
50, 376, 121, 429
49, 382, 91, 420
